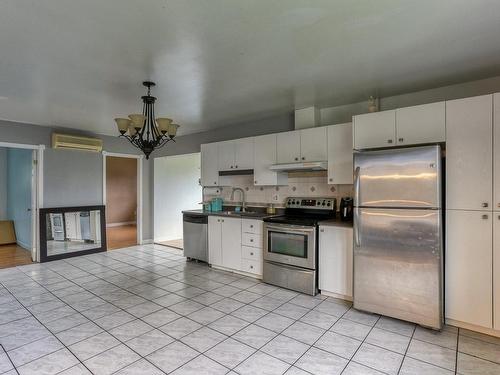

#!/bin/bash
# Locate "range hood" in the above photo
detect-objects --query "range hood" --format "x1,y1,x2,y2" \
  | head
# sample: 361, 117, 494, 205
269, 161, 327, 172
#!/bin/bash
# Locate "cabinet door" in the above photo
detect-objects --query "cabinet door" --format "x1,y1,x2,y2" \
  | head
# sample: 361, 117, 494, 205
327, 123, 353, 184
234, 137, 254, 170
300, 127, 327, 161
353, 110, 396, 149
493, 93, 500, 210
277, 130, 301, 163
446, 95, 493, 211
221, 217, 242, 271
445, 210, 492, 328
319, 226, 353, 298
201, 143, 219, 186
494, 213, 500, 330
254, 134, 277, 185
396, 102, 445, 145
218, 141, 235, 171
208, 216, 222, 267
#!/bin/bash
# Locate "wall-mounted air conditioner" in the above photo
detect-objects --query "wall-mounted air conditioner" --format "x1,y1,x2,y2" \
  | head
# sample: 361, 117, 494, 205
52, 133, 103, 152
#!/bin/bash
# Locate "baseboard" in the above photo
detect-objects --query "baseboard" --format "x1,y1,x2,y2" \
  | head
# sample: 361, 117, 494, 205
446, 318, 500, 338
141, 239, 153, 244
320, 290, 353, 302
106, 221, 136, 228
16, 240, 31, 251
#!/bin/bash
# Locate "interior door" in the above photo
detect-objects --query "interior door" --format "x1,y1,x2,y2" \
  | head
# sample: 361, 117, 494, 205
354, 207, 442, 329
354, 146, 441, 208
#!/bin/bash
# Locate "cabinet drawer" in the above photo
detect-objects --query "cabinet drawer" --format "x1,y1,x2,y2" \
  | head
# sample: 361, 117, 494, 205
242, 219, 263, 235
242, 245, 262, 261
241, 258, 262, 275
242, 232, 263, 248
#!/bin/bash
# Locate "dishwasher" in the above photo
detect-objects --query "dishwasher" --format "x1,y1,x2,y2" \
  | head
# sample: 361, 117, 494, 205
183, 214, 208, 262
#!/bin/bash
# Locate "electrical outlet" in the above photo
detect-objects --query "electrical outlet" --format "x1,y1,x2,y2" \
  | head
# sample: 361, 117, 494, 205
272, 193, 279, 202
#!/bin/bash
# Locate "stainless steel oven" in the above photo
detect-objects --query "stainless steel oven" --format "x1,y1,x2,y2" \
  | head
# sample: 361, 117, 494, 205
263, 223, 316, 269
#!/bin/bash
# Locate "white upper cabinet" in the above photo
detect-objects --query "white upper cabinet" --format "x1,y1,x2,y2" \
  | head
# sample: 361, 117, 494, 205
446, 210, 493, 328
218, 141, 235, 171
327, 123, 353, 184
446, 95, 493, 211
353, 110, 396, 149
300, 127, 327, 162
253, 134, 287, 186
396, 102, 445, 145
493, 93, 500, 210
201, 143, 219, 186
234, 137, 254, 170
277, 130, 301, 163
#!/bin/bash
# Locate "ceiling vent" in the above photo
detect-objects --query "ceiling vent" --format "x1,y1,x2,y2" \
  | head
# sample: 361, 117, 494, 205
52, 133, 103, 152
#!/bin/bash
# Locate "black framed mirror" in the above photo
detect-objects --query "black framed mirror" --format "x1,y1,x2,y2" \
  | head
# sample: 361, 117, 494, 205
39, 205, 107, 262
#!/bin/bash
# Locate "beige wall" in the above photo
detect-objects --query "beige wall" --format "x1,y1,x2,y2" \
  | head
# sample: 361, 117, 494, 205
106, 156, 137, 225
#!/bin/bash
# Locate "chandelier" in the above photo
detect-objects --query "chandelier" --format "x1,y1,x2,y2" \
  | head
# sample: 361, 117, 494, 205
114, 81, 179, 159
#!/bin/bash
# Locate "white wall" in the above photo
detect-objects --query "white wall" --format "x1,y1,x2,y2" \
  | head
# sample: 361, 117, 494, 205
0, 148, 7, 220
154, 153, 201, 242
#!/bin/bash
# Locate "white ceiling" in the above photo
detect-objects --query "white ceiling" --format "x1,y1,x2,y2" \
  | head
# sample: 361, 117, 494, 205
1, 0, 500, 136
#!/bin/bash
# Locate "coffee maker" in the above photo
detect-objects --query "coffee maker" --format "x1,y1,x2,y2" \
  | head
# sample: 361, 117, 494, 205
339, 197, 353, 221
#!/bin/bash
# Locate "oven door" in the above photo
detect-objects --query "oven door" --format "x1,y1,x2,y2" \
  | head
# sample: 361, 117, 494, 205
264, 223, 316, 269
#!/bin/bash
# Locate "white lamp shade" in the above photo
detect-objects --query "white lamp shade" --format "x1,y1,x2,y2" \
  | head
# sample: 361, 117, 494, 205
156, 118, 172, 133
115, 118, 131, 134
128, 114, 146, 129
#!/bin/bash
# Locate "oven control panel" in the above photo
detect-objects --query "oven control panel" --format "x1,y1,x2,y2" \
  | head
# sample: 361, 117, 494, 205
285, 197, 337, 210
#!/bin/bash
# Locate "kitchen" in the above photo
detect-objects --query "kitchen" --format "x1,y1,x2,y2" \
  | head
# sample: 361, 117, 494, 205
184, 93, 500, 340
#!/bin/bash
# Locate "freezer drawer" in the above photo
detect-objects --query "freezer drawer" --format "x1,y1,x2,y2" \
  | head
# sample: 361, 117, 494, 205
354, 146, 441, 209
353, 207, 443, 329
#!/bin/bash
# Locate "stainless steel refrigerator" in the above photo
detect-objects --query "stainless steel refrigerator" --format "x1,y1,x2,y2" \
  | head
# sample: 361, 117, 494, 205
353, 145, 443, 329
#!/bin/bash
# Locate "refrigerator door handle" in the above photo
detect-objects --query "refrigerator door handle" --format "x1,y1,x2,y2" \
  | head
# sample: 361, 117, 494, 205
354, 207, 361, 247
354, 166, 361, 206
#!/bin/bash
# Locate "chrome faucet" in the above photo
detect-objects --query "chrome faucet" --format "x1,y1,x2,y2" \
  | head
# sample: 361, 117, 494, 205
230, 187, 246, 212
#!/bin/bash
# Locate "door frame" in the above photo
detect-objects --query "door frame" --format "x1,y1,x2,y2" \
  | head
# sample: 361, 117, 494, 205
0, 142, 45, 262
102, 152, 144, 245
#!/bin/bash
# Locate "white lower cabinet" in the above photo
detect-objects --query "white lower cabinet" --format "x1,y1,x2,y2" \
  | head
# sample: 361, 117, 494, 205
445, 210, 493, 329
208, 216, 241, 270
319, 225, 353, 299
208, 217, 262, 278
494, 213, 500, 330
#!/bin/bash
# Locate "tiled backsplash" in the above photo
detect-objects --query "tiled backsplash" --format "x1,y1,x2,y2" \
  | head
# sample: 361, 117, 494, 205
203, 173, 354, 209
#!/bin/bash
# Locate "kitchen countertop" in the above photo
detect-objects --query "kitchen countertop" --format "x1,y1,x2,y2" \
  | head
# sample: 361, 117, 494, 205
318, 218, 354, 228
182, 209, 276, 219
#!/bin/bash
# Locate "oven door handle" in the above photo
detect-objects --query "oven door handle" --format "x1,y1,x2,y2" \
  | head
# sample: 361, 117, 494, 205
265, 224, 315, 235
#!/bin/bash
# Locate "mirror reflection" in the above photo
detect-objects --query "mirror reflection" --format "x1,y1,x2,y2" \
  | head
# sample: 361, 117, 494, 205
45, 210, 102, 256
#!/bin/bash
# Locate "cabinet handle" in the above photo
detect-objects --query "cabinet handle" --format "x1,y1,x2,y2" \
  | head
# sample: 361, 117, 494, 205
482, 202, 489, 208
235, 165, 238, 168
329, 178, 333, 182
230, 165, 233, 169
398, 138, 404, 142
482, 214, 489, 220
250, 252, 254, 256
498, 215, 500, 220
250, 239, 253, 242
387, 139, 393, 144
301, 157, 305, 160
217, 219, 220, 222
254, 180, 258, 184
294, 157, 299, 161
221, 219, 224, 223
250, 265, 254, 269
250, 225, 253, 228
498, 203, 500, 208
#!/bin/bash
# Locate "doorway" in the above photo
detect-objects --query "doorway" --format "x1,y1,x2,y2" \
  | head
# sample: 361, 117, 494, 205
104, 154, 141, 250
154, 153, 201, 250
0, 147, 36, 268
